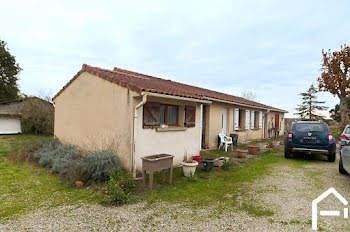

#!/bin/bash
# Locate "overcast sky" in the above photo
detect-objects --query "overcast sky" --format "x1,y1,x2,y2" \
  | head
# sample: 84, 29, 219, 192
1, 0, 349, 116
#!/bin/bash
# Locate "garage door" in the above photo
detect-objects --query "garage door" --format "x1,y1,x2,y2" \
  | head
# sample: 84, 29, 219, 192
0, 117, 22, 134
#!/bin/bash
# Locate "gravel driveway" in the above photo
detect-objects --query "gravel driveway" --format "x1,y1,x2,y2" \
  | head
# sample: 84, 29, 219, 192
2, 150, 350, 232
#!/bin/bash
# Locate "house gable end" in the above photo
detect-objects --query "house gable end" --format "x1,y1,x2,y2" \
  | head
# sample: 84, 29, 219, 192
52, 64, 143, 101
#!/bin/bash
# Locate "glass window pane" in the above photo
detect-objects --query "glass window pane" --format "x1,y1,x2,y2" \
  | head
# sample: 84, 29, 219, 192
294, 123, 326, 132
160, 105, 165, 124
168, 106, 178, 124
345, 127, 350, 134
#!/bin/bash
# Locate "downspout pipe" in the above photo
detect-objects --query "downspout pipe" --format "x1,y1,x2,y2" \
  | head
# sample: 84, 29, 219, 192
132, 93, 147, 178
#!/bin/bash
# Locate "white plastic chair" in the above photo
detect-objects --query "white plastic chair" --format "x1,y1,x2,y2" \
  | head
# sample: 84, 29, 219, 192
218, 133, 233, 152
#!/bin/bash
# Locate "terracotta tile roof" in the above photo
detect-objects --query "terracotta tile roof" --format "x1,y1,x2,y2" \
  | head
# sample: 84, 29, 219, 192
52, 64, 287, 113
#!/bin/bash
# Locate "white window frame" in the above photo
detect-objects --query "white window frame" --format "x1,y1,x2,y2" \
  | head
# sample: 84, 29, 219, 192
245, 110, 250, 130
259, 111, 263, 129
234, 109, 239, 131
251, 111, 255, 129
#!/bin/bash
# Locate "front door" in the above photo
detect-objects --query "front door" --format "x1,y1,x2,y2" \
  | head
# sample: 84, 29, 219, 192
275, 114, 280, 137
222, 108, 227, 134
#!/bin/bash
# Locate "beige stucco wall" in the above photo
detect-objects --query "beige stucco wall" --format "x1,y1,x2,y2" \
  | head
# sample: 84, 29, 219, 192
134, 96, 201, 170
206, 102, 270, 148
54, 72, 137, 170
206, 103, 223, 148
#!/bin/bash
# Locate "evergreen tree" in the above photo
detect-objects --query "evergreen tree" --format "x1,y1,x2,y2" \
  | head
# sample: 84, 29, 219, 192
0, 40, 21, 102
295, 84, 328, 120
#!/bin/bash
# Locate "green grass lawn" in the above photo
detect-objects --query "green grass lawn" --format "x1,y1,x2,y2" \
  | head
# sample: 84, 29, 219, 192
0, 135, 48, 156
0, 135, 102, 220
0, 134, 305, 220
145, 148, 282, 206
0, 160, 101, 220
144, 146, 318, 216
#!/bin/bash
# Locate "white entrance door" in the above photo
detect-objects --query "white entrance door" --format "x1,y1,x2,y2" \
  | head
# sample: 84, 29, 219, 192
222, 108, 227, 134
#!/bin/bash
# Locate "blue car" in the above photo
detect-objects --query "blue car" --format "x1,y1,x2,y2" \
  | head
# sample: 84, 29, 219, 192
284, 121, 336, 162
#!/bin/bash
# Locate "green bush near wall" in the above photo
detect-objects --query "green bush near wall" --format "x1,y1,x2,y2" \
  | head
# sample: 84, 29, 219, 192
33, 140, 120, 184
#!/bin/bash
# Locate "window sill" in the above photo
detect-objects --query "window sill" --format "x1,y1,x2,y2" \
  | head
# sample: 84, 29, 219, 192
156, 127, 187, 132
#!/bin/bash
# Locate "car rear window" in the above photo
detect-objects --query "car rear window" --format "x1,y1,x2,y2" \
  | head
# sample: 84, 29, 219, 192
344, 127, 350, 134
293, 123, 327, 132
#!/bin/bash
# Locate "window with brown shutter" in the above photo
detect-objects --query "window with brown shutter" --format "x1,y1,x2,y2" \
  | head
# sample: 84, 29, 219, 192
160, 104, 179, 126
143, 102, 160, 128
184, 105, 196, 127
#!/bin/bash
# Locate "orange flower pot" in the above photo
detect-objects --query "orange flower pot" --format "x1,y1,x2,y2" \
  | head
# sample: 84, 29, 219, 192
237, 149, 248, 158
248, 145, 259, 155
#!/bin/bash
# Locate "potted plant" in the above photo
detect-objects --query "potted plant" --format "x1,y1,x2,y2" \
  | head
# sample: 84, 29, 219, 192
237, 149, 248, 158
247, 144, 259, 155
181, 153, 199, 177
202, 158, 214, 172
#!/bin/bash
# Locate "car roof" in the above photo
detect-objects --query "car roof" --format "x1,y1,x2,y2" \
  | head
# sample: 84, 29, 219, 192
294, 121, 325, 124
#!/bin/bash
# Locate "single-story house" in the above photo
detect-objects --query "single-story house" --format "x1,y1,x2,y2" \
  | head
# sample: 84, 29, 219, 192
0, 97, 52, 134
53, 64, 287, 175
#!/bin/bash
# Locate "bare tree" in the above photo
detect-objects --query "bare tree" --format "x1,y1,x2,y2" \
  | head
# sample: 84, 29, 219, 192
240, 90, 257, 101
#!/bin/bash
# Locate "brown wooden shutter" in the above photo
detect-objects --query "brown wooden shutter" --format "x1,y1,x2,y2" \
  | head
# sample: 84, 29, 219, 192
184, 105, 196, 127
143, 102, 160, 128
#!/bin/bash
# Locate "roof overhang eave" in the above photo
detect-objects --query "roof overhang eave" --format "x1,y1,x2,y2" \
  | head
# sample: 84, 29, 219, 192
0, 113, 22, 118
204, 96, 269, 111
204, 96, 288, 113
268, 109, 289, 113
141, 91, 212, 104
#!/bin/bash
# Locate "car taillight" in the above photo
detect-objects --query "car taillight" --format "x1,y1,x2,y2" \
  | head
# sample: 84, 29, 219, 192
288, 131, 292, 139
328, 132, 333, 142
341, 134, 349, 140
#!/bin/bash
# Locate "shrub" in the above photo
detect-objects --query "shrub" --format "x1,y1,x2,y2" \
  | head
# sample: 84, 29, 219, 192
221, 159, 234, 171
20, 97, 54, 135
34, 140, 80, 175
74, 150, 119, 183
50, 144, 80, 175
33, 139, 60, 165
103, 169, 135, 205
32, 140, 121, 185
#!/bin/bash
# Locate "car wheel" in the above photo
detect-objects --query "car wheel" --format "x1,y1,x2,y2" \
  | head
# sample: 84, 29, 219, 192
284, 148, 291, 158
339, 155, 348, 175
327, 152, 336, 162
